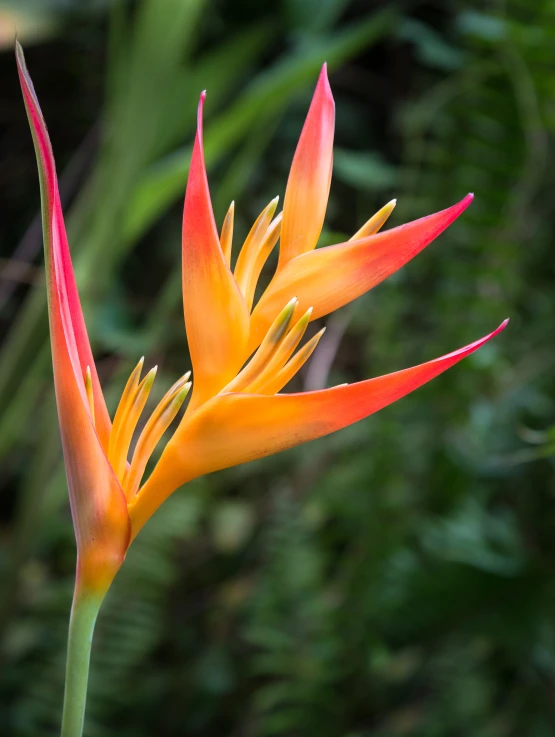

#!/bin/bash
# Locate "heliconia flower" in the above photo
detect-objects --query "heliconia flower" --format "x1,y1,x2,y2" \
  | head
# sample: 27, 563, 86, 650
126, 69, 508, 537
18, 42, 507, 736
18, 45, 507, 587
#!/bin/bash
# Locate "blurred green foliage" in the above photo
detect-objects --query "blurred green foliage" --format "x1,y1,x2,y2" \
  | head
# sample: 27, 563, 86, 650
1, 0, 555, 735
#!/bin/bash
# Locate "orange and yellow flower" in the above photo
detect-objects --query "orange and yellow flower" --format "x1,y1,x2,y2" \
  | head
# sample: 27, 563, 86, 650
17, 46, 507, 593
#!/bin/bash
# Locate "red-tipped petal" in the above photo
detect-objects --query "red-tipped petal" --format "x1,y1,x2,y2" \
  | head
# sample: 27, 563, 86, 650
17, 42, 129, 588
130, 320, 507, 535
182, 93, 250, 410
278, 64, 335, 269
249, 195, 474, 352
16, 41, 112, 451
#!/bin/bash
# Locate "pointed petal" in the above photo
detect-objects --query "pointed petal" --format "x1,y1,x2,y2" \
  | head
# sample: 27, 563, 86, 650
108, 357, 144, 464
182, 93, 250, 410
109, 367, 157, 484
17, 42, 129, 588
242, 213, 282, 311
278, 64, 335, 269
249, 195, 474, 352
16, 42, 112, 452
130, 320, 507, 536
234, 197, 279, 309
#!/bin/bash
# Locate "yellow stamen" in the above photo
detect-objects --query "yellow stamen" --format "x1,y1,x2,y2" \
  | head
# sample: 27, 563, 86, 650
124, 374, 191, 499
84, 366, 95, 426
108, 358, 144, 464
244, 308, 312, 393
220, 201, 234, 265
350, 199, 396, 240
234, 197, 279, 307
223, 297, 297, 393
241, 213, 282, 311
110, 367, 157, 483
254, 328, 326, 395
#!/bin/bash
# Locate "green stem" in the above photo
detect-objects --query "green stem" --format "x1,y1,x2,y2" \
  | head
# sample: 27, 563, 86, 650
60, 586, 103, 737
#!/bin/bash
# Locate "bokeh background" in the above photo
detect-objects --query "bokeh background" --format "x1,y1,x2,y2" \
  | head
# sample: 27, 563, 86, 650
1, 0, 554, 735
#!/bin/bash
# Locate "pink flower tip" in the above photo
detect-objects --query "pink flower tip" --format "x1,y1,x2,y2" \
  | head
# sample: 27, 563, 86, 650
196, 92, 206, 141
318, 62, 330, 88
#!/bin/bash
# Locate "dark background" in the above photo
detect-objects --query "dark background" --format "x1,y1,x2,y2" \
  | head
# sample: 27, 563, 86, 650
1, 0, 555, 735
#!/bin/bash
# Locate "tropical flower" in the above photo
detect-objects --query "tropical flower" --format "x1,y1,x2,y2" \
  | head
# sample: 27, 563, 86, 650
17, 42, 505, 736
17, 43, 508, 583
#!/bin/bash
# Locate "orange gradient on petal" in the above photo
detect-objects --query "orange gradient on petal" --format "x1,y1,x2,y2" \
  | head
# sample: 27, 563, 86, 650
248, 194, 474, 352
129, 319, 508, 537
182, 93, 250, 410
279, 64, 335, 269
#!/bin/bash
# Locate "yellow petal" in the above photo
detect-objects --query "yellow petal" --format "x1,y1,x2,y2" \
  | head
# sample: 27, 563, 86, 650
350, 199, 396, 240
84, 366, 95, 426
124, 376, 191, 500
110, 367, 157, 483
243, 308, 312, 393
242, 213, 282, 311
254, 327, 325, 395
234, 197, 279, 309
223, 297, 297, 393
220, 201, 234, 266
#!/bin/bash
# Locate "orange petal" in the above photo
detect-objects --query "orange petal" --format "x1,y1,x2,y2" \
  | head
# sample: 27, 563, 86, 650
17, 42, 129, 590
130, 320, 507, 536
249, 194, 474, 352
278, 64, 335, 269
182, 92, 250, 410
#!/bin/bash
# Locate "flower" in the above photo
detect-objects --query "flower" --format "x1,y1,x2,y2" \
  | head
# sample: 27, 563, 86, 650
17, 46, 507, 591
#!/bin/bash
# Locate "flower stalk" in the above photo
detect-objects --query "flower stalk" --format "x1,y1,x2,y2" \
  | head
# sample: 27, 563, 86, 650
60, 583, 103, 737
